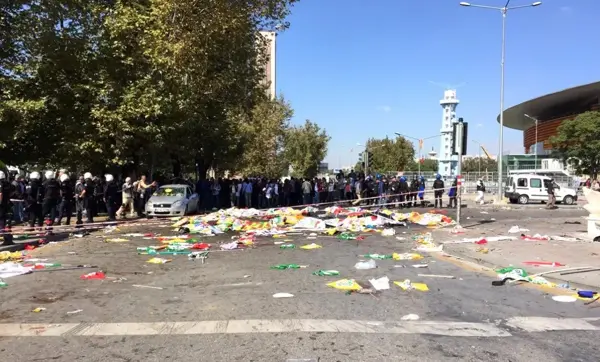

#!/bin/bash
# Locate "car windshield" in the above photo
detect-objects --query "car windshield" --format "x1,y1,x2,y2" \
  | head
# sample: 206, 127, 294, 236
154, 187, 185, 197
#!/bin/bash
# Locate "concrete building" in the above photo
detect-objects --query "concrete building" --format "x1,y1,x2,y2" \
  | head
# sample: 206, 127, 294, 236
258, 31, 277, 99
438, 90, 459, 177
499, 81, 600, 156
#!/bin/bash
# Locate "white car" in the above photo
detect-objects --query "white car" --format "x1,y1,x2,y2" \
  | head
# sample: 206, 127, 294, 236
504, 174, 578, 205
146, 184, 199, 217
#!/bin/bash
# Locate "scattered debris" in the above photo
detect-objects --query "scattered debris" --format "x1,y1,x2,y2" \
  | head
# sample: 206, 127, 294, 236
418, 274, 455, 279
401, 314, 420, 321
273, 293, 294, 298
369, 276, 390, 290
552, 295, 577, 303
133, 284, 164, 290
66, 309, 83, 315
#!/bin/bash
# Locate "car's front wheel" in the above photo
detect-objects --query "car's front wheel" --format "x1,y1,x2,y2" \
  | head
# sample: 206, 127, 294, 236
563, 195, 575, 205
518, 195, 529, 204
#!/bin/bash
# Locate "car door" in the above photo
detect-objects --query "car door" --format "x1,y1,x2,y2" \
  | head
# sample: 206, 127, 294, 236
529, 178, 545, 201
515, 177, 528, 197
186, 187, 198, 210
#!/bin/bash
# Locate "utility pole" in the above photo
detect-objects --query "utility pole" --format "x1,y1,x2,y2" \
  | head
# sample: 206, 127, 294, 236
455, 120, 465, 226
365, 147, 369, 177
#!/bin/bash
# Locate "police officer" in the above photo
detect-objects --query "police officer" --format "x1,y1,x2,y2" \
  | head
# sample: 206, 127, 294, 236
41, 170, 60, 231
389, 176, 399, 207
82, 172, 95, 223
409, 176, 419, 207
433, 174, 445, 209
74, 176, 85, 226
26, 171, 44, 229
398, 176, 409, 208
0, 171, 15, 246
57, 173, 74, 225
103, 174, 118, 221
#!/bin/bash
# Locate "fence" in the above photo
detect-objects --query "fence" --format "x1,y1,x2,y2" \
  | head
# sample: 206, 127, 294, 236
382, 171, 578, 195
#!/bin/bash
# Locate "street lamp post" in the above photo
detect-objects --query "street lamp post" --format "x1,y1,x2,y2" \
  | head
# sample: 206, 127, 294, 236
472, 140, 483, 173
395, 132, 441, 175
524, 114, 539, 173
460, 1, 542, 202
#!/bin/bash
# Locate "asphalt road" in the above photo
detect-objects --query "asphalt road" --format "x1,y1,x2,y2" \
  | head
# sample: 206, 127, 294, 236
1, 206, 598, 362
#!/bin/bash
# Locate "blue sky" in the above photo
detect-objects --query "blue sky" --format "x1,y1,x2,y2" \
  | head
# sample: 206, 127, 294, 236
276, 0, 600, 168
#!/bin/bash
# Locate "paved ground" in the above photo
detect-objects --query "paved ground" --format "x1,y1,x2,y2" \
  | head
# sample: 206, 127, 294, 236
1, 206, 600, 361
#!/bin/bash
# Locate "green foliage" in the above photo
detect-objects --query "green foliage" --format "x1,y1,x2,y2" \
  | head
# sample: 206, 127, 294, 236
0, 0, 300, 178
235, 97, 292, 178
406, 158, 438, 172
550, 111, 600, 178
461, 157, 498, 173
359, 136, 415, 174
284, 120, 330, 179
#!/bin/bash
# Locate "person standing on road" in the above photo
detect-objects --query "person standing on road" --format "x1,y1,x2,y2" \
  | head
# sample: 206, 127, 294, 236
301, 178, 311, 205
475, 178, 486, 205
41, 170, 60, 232
0, 170, 15, 246
74, 176, 85, 226
82, 172, 96, 224
103, 174, 118, 221
26, 171, 44, 230
56, 173, 73, 225
409, 176, 419, 207
117, 177, 135, 218
546, 177, 558, 209
417, 176, 426, 207
448, 178, 457, 208
433, 174, 444, 209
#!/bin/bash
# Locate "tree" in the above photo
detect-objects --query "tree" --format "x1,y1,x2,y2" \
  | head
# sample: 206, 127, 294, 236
406, 158, 438, 172
234, 97, 292, 178
0, 0, 299, 178
283, 120, 330, 178
550, 111, 600, 178
358, 136, 415, 174
461, 157, 498, 173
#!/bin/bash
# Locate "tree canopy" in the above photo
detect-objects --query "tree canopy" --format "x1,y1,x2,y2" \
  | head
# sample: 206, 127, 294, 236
285, 120, 330, 179
354, 136, 415, 174
0, 0, 319, 179
461, 157, 498, 173
406, 159, 438, 172
550, 111, 600, 178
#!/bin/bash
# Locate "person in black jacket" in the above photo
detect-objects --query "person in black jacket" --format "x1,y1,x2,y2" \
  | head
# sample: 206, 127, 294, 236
409, 176, 419, 207
0, 171, 15, 245
26, 171, 44, 229
433, 174, 445, 209
398, 176, 409, 208
57, 173, 74, 225
42, 171, 60, 230
103, 174, 118, 221
82, 172, 95, 223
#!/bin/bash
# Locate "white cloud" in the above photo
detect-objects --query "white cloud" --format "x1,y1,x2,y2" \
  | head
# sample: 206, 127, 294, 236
476, 123, 483, 128
377, 106, 392, 113
559, 6, 572, 13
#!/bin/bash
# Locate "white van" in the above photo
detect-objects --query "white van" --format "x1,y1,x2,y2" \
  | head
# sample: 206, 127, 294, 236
504, 174, 578, 205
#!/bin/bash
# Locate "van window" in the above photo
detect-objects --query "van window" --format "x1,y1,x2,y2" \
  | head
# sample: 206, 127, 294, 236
530, 178, 542, 188
517, 178, 527, 187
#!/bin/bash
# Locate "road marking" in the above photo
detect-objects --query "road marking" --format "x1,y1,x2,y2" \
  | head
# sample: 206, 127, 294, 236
0, 319, 510, 337
506, 317, 600, 332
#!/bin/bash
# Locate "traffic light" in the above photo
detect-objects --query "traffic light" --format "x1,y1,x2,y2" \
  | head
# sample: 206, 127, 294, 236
366, 151, 373, 165
452, 118, 468, 156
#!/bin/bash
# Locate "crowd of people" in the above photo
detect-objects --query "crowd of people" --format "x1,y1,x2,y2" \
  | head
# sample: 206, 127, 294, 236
0, 168, 469, 247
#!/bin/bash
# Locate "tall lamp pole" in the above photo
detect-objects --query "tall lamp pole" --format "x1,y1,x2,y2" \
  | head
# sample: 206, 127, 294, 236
460, 1, 542, 202
524, 114, 540, 173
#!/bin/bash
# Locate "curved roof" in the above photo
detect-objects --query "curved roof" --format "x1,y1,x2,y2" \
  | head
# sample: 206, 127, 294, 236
498, 81, 600, 130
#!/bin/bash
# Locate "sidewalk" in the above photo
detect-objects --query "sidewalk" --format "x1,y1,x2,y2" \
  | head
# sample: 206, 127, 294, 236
435, 216, 600, 289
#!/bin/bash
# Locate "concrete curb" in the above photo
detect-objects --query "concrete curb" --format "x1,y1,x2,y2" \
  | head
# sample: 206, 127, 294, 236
442, 248, 600, 291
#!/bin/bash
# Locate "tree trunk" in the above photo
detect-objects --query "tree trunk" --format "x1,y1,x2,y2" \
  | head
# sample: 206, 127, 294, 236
171, 154, 181, 178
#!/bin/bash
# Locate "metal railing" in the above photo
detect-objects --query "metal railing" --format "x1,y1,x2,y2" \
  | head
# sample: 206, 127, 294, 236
381, 171, 578, 195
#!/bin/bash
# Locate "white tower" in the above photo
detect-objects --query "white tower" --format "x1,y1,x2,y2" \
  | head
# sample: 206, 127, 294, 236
438, 90, 459, 176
